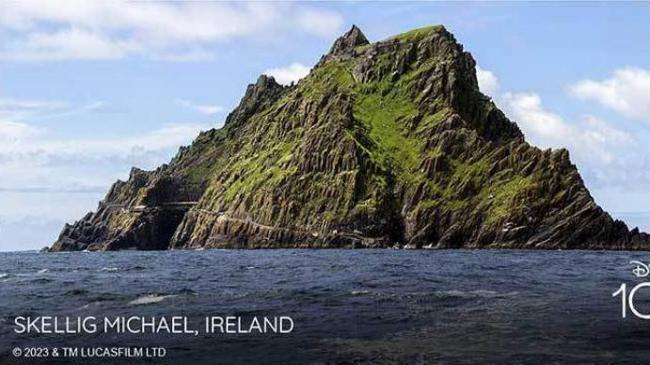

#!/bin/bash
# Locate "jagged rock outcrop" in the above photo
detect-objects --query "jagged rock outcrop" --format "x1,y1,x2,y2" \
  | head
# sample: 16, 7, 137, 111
322, 24, 369, 61
50, 25, 649, 252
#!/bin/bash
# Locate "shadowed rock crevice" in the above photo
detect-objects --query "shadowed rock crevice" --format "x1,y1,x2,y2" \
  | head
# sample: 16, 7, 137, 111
50, 25, 649, 252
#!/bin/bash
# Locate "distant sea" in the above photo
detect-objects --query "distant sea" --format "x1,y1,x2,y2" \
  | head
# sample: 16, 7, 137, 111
1, 249, 650, 364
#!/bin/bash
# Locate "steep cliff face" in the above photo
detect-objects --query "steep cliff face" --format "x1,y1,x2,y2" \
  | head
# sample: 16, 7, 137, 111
51, 25, 649, 252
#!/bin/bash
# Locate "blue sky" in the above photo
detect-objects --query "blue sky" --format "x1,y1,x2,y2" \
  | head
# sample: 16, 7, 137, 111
1, 1, 649, 251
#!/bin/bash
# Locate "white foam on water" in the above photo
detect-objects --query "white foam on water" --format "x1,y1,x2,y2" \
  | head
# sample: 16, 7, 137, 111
128, 294, 177, 306
351, 290, 370, 296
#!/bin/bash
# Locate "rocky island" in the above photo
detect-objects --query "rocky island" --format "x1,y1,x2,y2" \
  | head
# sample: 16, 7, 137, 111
50, 25, 649, 251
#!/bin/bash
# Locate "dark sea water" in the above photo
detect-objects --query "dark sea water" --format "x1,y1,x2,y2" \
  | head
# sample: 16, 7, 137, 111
1, 249, 650, 364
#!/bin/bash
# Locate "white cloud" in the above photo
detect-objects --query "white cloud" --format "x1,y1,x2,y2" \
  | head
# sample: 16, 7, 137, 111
0, 96, 209, 191
4, 27, 141, 61
501, 92, 574, 147
0, 95, 212, 250
477, 66, 650, 200
175, 99, 224, 115
0, 98, 66, 111
41, 123, 207, 156
152, 49, 215, 63
476, 65, 499, 96
501, 92, 632, 164
0, 121, 45, 144
0, 97, 105, 125
0, 97, 67, 121
0, 118, 208, 251
0, 121, 208, 191
569, 67, 650, 123
296, 9, 345, 38
499, 89, 650, 197
263, 63, 311, 85
42, 101, 106, 120
473, 68, 635, 167
0, 1, 344, 61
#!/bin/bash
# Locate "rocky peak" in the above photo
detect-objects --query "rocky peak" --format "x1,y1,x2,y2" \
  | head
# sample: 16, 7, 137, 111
328, 25, 369, 56
127, 167, 152, 187
254, 74, 281, 90
224, 74, 287, 128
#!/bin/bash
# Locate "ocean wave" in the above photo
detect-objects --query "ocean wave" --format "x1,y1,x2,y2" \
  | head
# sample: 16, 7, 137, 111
177, 288, 196, 295
64, 289, 89, 296
78, 299, 113, 310
97, 266, 147, 272
0, 273, 8, 279
87, 293, 123, 303
127, 266, 147, 271
433, 290, 518, 299
128, 294, 178, 306
37, 269, 48, 274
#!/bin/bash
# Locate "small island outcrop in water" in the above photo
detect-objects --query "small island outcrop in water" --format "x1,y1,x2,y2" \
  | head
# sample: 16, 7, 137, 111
50, 25, 650, 251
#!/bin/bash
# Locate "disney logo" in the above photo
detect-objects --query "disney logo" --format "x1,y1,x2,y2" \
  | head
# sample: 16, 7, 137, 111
630, 261, 650, 278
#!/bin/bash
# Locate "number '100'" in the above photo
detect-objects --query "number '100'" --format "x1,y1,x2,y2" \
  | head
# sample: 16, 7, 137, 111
613, 283, 650, 319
